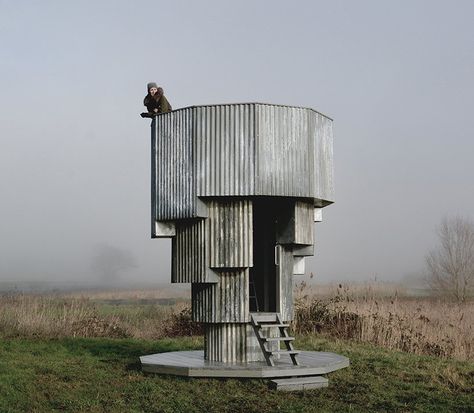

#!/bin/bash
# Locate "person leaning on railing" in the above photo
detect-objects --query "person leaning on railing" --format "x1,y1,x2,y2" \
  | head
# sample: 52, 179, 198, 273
140, 82, 172, 118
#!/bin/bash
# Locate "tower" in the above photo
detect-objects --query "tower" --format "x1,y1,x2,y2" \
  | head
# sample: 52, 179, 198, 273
150, 103, 333, 363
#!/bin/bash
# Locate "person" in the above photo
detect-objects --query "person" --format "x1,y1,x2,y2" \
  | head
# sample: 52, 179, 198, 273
140, 82, 172, 118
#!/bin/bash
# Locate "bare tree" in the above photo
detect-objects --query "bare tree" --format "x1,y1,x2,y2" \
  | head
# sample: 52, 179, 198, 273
426, 216, 474, 302
91, 244, 137, 283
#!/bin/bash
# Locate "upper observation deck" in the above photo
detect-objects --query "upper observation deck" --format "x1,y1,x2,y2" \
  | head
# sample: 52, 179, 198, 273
151, 103, 334, 221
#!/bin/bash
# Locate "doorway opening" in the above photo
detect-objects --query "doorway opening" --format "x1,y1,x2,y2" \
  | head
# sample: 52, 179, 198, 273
249, 198, 279, 313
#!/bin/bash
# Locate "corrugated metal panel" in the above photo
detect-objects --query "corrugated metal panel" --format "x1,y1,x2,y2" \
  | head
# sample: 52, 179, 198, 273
294, 201, 314, 245
153, 109, 207, 220
276, 245, 294, 322
204, 323, 247, 362
245, 324, 266, 362
171, 219, 218, 283
151, 121, 157, 236
196, 104, 255, 196
276, 200, 313, 245
313, 111, 335, 204
208, 199, 253, 268
192, 269, 249, 323
255, 104, 314, 197
204, 324, 278, 362
152, 104, 334, 222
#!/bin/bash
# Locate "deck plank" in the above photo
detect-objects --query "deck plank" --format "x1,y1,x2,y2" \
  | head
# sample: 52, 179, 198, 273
140, 350, 349, 378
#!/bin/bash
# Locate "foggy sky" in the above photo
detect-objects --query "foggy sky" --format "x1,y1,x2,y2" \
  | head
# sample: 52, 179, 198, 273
1, 0, 473, 286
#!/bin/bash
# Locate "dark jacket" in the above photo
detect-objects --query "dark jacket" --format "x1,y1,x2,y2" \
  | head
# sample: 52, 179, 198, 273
143, 87, 172, 114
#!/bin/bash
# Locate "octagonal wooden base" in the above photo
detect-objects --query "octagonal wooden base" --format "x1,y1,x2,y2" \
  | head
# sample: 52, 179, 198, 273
140, 350, 349, 378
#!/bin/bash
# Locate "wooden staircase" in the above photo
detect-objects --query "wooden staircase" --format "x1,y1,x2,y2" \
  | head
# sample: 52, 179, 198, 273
250, 313, 299, 366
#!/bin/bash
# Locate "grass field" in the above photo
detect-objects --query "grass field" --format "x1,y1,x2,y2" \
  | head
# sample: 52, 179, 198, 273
0, 285, 473, 412
0, 336, 473, 413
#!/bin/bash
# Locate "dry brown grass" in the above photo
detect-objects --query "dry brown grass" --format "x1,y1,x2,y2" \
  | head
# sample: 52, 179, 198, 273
63, 286, 190, 301
1, 282, 472, 361
0, 293, 199, 340
298, 280, 411, 298
293, 281, 473, 361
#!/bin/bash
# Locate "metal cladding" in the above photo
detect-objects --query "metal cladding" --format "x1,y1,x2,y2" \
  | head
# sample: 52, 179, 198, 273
208, 199, 253, 268
205, 324, 278, 362
313, 113, 335, 203
171, 219, 218, 283
191, 270, 249, 323
151, 103, 334, 223
276, 245, 295, 322
294, 201, 315, 245
276, 200, 314, 246
204, 323, 247, 363
150, 102, 334, 363
254, 104, 334, 203
255, 105, 313, 198
196, 104, 255, 196
153, 108, 205, 221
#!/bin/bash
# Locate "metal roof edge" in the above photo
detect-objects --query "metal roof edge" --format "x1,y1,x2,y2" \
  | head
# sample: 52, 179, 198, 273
159, 102, 333, 121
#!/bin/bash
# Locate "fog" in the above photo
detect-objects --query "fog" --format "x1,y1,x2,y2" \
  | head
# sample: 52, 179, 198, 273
1, 1, 473, 288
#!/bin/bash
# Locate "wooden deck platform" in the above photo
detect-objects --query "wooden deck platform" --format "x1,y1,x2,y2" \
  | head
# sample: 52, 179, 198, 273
140, 350, 349, 378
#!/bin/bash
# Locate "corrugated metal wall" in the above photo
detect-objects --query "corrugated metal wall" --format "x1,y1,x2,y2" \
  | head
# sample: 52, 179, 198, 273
172, 199, 253, 283
196, 104, 255, 196
152, 103, 334, 223
153, 108, 204, 220
255, 104, 314, 198
313, 111, 335, 204
192, 269, 249, 323
171, 219, 218, 283
276, 200, 314, 246
208, 199, 253, 268
277, 245, 294, 322
294, 200, 314, 245
204, 323, 248, 362
204, 324, 281, 362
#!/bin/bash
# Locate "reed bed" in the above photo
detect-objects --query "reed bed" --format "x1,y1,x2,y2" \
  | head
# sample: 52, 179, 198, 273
293, 282, 473, 361
1, 283, 472, 361
62, 286, 190, 301
0, 293, 198, 340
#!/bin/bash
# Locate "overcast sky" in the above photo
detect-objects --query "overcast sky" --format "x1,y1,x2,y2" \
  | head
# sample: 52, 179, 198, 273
1, 0, 473, 286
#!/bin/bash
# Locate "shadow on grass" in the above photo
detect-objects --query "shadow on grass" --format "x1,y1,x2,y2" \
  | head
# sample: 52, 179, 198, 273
58, 337, 203, 361
125, 360, 142, 372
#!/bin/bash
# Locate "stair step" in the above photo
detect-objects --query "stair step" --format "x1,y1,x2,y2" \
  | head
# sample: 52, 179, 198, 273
266, 350, 299, 355
270, 376, 328, 391
250, 313, 279, 323
251, 312, 299, 367
259, 323, 289, 328
264, 337, 295, 342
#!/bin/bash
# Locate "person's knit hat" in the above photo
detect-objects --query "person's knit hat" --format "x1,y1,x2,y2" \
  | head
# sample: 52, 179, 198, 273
147, 82, 158, 92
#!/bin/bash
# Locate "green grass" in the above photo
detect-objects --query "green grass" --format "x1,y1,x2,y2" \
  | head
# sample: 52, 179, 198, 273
0, 336, 472, 413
